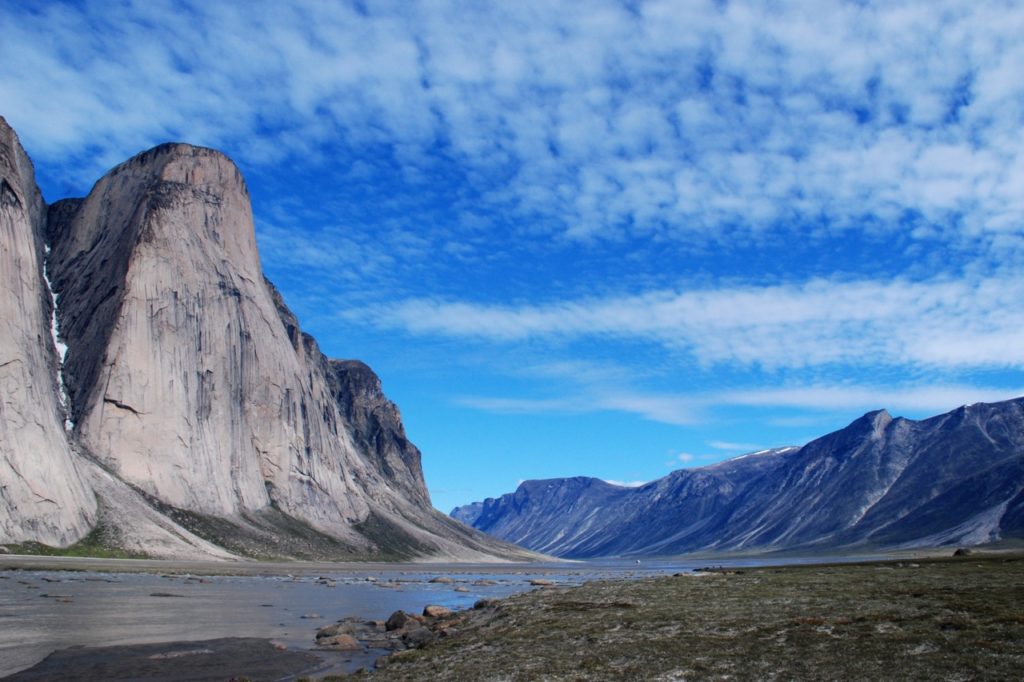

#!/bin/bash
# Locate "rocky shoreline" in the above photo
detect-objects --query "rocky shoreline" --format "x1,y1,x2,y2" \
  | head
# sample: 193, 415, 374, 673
6, 553, 1019, 680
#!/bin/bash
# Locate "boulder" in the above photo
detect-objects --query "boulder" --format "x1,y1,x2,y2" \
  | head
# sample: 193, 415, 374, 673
320, 634, 360, 651
423, 605, 453, 618
402, 624, 435, 648
386, 610, 411, 631
315, 623, 343, 640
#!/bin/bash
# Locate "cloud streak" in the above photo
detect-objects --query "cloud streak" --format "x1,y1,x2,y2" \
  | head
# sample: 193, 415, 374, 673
457, 381, 1024, 427
2, 0, 1022, 258
360, 274, 1024, 370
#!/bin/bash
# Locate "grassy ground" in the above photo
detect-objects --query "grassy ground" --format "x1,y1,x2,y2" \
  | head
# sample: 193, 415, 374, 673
361, 553, 1024, 681
1, 523, 148, 560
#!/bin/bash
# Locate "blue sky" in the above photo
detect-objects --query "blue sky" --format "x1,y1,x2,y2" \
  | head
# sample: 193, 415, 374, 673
3, 1, 1023, 513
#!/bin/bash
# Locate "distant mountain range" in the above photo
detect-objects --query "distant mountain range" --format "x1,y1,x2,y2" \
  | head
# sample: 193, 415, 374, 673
452, 399, 1024, 557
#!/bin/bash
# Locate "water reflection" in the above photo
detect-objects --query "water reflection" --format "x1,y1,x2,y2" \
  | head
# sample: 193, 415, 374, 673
0, 555, 885, 677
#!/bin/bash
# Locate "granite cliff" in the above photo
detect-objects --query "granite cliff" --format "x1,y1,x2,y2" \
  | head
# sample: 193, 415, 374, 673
453, 399, 1024, 557
0, 117, 533, 561
1, 118, 96, 547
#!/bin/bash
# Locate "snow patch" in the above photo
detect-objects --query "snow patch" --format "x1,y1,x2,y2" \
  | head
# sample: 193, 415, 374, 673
730, 445, 798, 461
603, 479, 647, 488
43, 245, 72, 431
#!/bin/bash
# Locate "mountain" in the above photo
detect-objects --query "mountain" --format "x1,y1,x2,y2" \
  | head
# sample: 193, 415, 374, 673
1, 119, 97, 547
0, 117, 534, 561
451, 399, 1024, 557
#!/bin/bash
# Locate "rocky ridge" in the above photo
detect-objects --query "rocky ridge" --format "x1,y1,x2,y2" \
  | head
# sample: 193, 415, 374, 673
452, 399, 1024, 557
0, 117, 534, 561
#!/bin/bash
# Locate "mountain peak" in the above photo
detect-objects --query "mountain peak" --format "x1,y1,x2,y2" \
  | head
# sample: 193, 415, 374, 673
2, 119, 533, 561
451, 399, 1024, 557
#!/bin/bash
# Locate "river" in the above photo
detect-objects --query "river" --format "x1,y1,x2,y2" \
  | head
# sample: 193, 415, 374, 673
0, 553, 893, 678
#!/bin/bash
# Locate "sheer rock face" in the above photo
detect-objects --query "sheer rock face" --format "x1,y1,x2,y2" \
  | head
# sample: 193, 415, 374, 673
0, 117, 96, 545
46, 143, 400, 540
1, 120, 535, 560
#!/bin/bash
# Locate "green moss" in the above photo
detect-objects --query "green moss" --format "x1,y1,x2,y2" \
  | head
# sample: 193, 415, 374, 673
365, 553, 1024, 681
2, 523, 148, 559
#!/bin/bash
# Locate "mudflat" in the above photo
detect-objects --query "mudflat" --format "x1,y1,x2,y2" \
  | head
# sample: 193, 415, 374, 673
366, 553, 1024, 681
4, 637, 321, 681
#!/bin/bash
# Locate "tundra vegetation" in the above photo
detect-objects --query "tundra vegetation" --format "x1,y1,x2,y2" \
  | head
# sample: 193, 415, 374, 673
353, 553, 1023, 681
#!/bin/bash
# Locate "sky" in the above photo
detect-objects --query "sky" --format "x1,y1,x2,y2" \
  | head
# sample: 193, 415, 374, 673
3, 0, 1023, 514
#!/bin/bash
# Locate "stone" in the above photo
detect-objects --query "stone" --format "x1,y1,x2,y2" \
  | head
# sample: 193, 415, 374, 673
315, 624, 343, 640
429, 576, 454, 584
423, 605, 453, 618
529, 579, 554, 586
402, 624, 435, 648
319, 634, 360, 651
386, 610, 411, 631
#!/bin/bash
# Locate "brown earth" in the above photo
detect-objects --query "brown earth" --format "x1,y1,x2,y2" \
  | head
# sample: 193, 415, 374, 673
359, 552, 1024, 681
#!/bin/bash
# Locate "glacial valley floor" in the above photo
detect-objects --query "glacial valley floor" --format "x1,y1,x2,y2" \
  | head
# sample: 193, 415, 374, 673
363, 552, 1024, 681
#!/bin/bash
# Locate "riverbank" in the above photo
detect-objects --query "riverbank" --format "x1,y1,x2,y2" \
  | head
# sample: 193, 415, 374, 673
5, 552, 1016, 680
363, 552, 1024, 680
0, 553, 569, 576
0, 562, 570, 679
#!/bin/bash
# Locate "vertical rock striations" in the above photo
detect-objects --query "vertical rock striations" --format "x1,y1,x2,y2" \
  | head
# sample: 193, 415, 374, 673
1, 119, 535, 560
47, 145, 376, 542
0, 117, 96, 546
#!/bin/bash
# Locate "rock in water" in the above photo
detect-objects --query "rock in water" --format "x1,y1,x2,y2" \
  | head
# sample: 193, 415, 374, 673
0, 116, 96, 546
422, 605, 453, 618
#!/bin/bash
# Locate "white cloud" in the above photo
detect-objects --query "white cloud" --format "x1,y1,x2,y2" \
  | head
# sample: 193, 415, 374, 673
708, 441, 761, 452
455, 391, 697, 426
720, 384, 1024, 415
5, 0, 1022, 429
360, 274, 1024, 371
2, 0, 1022, 256
456, 381, 1024, 428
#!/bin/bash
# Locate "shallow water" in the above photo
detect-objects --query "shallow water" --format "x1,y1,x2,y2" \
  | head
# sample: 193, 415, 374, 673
0, 554, 887, 678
